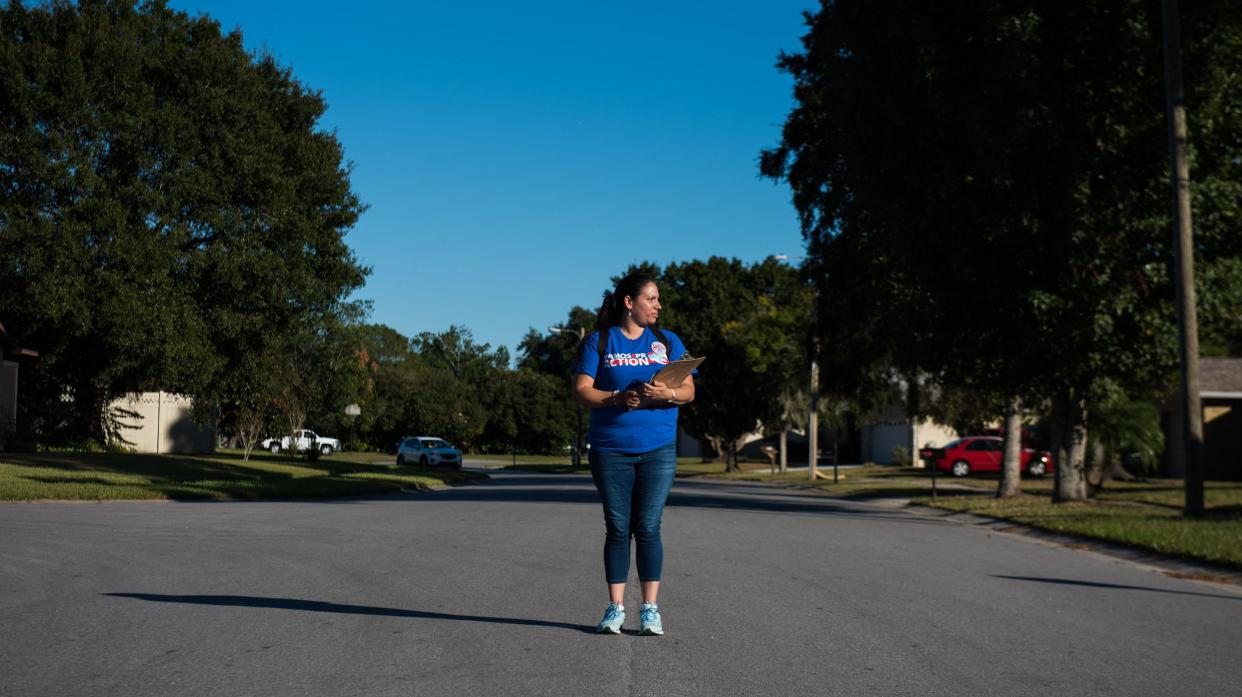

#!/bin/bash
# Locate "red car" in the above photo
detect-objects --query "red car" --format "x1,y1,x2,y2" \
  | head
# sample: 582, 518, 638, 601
919, 436, 1054, 477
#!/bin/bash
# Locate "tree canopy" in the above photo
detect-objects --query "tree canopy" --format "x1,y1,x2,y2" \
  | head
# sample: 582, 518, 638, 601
762, 0, 1242, 499
0, 0, 368, 443
307, 324, 574, 456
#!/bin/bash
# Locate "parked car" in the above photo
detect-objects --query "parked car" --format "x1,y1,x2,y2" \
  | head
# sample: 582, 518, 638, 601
396, 437, 462, 468
261, 429, 340, 455
919, 436, 1054, 477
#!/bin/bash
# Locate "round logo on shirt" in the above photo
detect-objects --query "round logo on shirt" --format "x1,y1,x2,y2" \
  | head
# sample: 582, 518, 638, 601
650, 342, 669, 365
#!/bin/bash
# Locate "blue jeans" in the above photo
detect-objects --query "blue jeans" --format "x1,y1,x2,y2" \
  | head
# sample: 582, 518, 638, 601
589, 443, 677, 584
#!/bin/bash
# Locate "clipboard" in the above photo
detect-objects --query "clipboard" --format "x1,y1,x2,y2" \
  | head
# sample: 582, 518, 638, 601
650, 356, 705, 388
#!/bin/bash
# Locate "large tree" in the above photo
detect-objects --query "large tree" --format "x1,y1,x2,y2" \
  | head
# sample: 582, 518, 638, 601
763, 0, 1242, 502
318, 323, 576, 456
0, 0, 368, 445
481, 368, 577, 456
655, 257, 811, 471
410, 326, 511, 451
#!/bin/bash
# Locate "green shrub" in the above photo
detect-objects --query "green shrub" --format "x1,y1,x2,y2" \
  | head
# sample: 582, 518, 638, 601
891, 445, 912, 467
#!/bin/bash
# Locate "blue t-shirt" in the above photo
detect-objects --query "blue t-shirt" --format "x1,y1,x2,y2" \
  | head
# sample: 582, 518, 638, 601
574, 326, 695, 453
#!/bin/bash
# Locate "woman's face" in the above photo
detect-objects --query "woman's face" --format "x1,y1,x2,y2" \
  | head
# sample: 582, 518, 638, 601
625, 283, 661, 326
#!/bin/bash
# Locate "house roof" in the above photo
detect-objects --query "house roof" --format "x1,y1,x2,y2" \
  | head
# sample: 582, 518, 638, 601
0, 321, 39, 360
1201, 357, 1242, 397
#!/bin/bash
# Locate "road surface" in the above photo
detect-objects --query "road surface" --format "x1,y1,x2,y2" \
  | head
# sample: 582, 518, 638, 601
2, 470, 1239, 696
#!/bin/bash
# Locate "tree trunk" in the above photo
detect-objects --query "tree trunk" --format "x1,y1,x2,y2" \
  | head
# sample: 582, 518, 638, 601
705, 436, 724, 465
276, 392, 307, 455
725, 438, 741, 473
779, 427, 788, 473
1052, 390, 1089, 502
1085, 437, 1109, 495
76, 381, 108, 447
997, 399, 1023, 498
1162, 0, 1205, 517
1109, 460, 1139, 482
237, 407, 264, 462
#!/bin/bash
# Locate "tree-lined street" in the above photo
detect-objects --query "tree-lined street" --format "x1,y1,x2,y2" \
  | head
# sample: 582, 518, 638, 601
3, 1, 1239, 506
2, 473, 1239, 697
3, 3, 1240, 693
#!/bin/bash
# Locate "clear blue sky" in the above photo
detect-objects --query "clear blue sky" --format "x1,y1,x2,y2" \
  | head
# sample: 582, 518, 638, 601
169, 1, 817, 357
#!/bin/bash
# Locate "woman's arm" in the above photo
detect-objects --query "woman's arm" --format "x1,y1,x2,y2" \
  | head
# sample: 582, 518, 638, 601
639, 375, 695, 407
574, 374, 641, 409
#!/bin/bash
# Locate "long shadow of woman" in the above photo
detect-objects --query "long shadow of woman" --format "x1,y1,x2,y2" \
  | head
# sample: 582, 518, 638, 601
104, 593, 596, 633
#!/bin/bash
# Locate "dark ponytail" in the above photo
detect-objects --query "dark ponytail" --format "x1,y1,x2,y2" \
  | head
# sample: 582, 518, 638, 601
596, 274, 657, 332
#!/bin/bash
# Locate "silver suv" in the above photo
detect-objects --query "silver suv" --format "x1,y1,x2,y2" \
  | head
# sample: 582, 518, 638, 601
396, 437, 462, 468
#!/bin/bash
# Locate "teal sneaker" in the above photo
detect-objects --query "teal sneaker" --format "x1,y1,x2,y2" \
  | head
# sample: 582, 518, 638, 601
639, 603, 663, 636
596, 603, 625, 634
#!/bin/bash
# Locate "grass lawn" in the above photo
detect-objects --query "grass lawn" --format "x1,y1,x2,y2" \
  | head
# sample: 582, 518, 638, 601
468, 453, 581, 468
0, 449, 484, 502
474, 453, 708, 473
913, 479, 1242, 568
676, 460, 797, 476
702, 464, 996, 499
701, 464, 1242, 568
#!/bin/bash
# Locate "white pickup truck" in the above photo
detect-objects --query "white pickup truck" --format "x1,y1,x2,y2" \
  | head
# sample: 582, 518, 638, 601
261, 429, 341, 455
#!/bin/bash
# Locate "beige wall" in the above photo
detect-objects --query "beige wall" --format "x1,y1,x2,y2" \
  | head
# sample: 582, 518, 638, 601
913, 420, 959, 449
110, 392, 215, 454
910, 420, 959, 468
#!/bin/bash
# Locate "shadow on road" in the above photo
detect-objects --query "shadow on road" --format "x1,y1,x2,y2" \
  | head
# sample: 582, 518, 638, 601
993, 576, 1242, 601
407, 472, 958, 527
104, 593, 596, 632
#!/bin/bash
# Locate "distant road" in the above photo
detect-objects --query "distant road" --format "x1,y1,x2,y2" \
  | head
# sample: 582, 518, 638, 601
2, 471, 1240, 697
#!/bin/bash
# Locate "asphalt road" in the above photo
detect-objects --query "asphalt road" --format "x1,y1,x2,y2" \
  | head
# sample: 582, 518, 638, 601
2, 470, 1240, 697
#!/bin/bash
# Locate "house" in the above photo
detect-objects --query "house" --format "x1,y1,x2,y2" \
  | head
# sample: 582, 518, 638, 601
676, 399, 960, 466
0, 321, 38, 447
858, 403, 959, 465
1163, 357, 1242, 481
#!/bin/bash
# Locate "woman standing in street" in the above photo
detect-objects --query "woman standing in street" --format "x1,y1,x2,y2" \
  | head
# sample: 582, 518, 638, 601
573, 273, 696, 635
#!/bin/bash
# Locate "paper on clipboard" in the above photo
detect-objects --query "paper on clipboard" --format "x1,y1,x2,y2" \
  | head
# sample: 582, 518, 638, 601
650, 356, 705, 388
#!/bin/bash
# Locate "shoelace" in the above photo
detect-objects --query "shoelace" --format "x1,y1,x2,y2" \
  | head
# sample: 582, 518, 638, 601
641, 606, 660, 622
603, 606, 623, 622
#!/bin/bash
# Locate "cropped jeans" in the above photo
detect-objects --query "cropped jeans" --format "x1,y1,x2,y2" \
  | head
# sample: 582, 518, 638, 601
589, 443, 677, 584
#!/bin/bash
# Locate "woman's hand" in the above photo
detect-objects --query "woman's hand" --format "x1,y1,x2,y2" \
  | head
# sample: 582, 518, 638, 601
640, 380, 677, 404
575, 374, 642, 410
619, 389, 642, 410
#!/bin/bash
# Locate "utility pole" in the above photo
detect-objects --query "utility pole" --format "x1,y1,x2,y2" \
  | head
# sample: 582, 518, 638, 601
1162, 0, 1205, 516
808, 357, 819, 481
